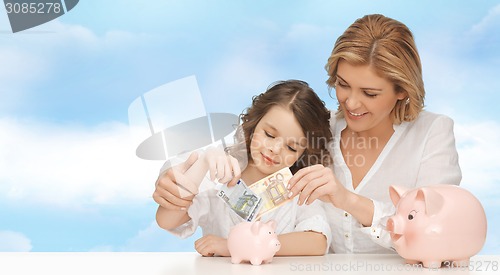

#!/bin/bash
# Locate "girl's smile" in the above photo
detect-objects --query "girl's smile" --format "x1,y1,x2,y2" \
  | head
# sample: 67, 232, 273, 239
244, 105, 307, 182
261, 153, 279, 165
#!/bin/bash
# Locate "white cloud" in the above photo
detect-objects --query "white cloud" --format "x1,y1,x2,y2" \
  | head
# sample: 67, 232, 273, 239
0, 48, 48, 84
36, 20, 154, 52
420, 51, 466, 100
121, 221, 201, 252
208, 55, 277, 91
120, 221, 178, 252
470, 4, 500, 35
202, 44, 280, 115
3, 17, 149, 52
0, 19, 154, 114
482, 207, 500, 255
463, 3, 500, 60
0, 231, 32, 251
201, 22, 334, 115
285, 23, 333, 41
0, 117, 161, 207
0, 48, 48, 113
454, 119, 500, 204
88, 221, 201, 252
418, 15, 500, 119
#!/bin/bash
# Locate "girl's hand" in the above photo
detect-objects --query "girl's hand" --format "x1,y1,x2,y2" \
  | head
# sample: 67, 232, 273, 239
205, 146, 241, 187
287, 164, 347, 207
194, 235, 230, 257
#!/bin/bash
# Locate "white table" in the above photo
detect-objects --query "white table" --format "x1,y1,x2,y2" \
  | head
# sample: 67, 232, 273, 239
1, 252, 498, 275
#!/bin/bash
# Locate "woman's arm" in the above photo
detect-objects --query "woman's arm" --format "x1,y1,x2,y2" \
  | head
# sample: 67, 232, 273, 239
290, 115, 461, 222
334, 190, 374, 227
153, 152, 209, 230
288, 165, 374, 227
276, 231, 327, 256
154, 145, 242, 231
416, 115, 462, 186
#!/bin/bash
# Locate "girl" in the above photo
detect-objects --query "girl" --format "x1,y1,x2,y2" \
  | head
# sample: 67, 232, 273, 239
153, 80, 334, 256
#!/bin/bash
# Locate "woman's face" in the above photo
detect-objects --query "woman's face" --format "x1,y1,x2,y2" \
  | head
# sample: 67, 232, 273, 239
249, 105, 307, 177
335, 60, 406, 134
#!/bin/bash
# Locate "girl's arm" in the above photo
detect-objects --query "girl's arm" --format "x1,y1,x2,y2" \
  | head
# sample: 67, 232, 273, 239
193, 231, 327, 257
156, 204, 192, 230
276, 231, 327, 256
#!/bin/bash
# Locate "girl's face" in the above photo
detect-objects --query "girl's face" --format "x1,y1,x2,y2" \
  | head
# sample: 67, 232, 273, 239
249, 105, 307, 177
335, 60, 406, 135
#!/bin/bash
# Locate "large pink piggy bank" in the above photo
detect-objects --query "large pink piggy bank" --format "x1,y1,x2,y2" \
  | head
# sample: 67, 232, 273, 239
227, 220, 281, 265
387, 184, 487, 268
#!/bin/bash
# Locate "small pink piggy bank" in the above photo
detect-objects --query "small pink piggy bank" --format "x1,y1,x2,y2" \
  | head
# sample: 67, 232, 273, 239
387, 184, 487, 268
227, 220, 281, 265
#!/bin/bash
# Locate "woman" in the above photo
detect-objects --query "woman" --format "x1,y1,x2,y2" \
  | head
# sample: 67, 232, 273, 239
287, 14, 461, 253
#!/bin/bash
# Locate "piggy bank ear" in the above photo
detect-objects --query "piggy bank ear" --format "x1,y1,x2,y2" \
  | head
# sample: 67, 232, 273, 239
250, 221, 262, 235
389, 185, 409, 206
416, 187, 443, 216
266, 220, 277, 231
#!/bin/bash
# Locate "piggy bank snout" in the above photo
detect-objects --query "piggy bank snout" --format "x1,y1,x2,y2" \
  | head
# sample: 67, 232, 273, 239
387, 217, 394, 232
273, 238, 281, 246
386, 217, 394, 232
387, 216, 404, 240
387, 216, 402, 232
271, 239, 281, 252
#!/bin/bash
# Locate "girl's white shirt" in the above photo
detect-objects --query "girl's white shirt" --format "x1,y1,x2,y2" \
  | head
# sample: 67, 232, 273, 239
167, 177, 332, 253
326, 111, 462, 253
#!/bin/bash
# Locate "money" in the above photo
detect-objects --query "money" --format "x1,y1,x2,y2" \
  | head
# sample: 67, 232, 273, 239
216, 180, 263, 222
216, 167, 293, 221
248, 167, 293, 220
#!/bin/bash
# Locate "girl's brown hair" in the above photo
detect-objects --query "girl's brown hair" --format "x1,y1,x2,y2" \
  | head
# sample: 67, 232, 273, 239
229, 80, 332, 174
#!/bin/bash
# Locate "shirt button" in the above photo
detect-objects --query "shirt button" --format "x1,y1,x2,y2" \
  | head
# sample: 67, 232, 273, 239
344, 212, 349, 217
344, 233, 349, 238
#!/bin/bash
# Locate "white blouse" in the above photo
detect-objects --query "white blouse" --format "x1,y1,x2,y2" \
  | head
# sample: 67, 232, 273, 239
325, 111, 462, 254
168, 177, 332, 252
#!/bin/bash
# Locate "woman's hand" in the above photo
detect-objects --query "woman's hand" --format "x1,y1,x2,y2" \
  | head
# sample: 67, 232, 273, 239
205, 146, 241, 187
152, 152, 199, 211
289, 164, 375, 227
194, 235, 230, 257
287, 164, 348, 207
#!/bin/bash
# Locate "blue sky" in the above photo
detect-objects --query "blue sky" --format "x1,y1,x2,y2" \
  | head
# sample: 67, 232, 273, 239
0, 1, 499, 254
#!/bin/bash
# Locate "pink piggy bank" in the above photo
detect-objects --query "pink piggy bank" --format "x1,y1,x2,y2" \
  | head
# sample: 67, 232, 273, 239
387, 184, 487, 268
227, 220, 281, 265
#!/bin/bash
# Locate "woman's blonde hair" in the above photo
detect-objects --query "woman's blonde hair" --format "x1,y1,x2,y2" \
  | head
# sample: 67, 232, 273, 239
325, 14, 425, 124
